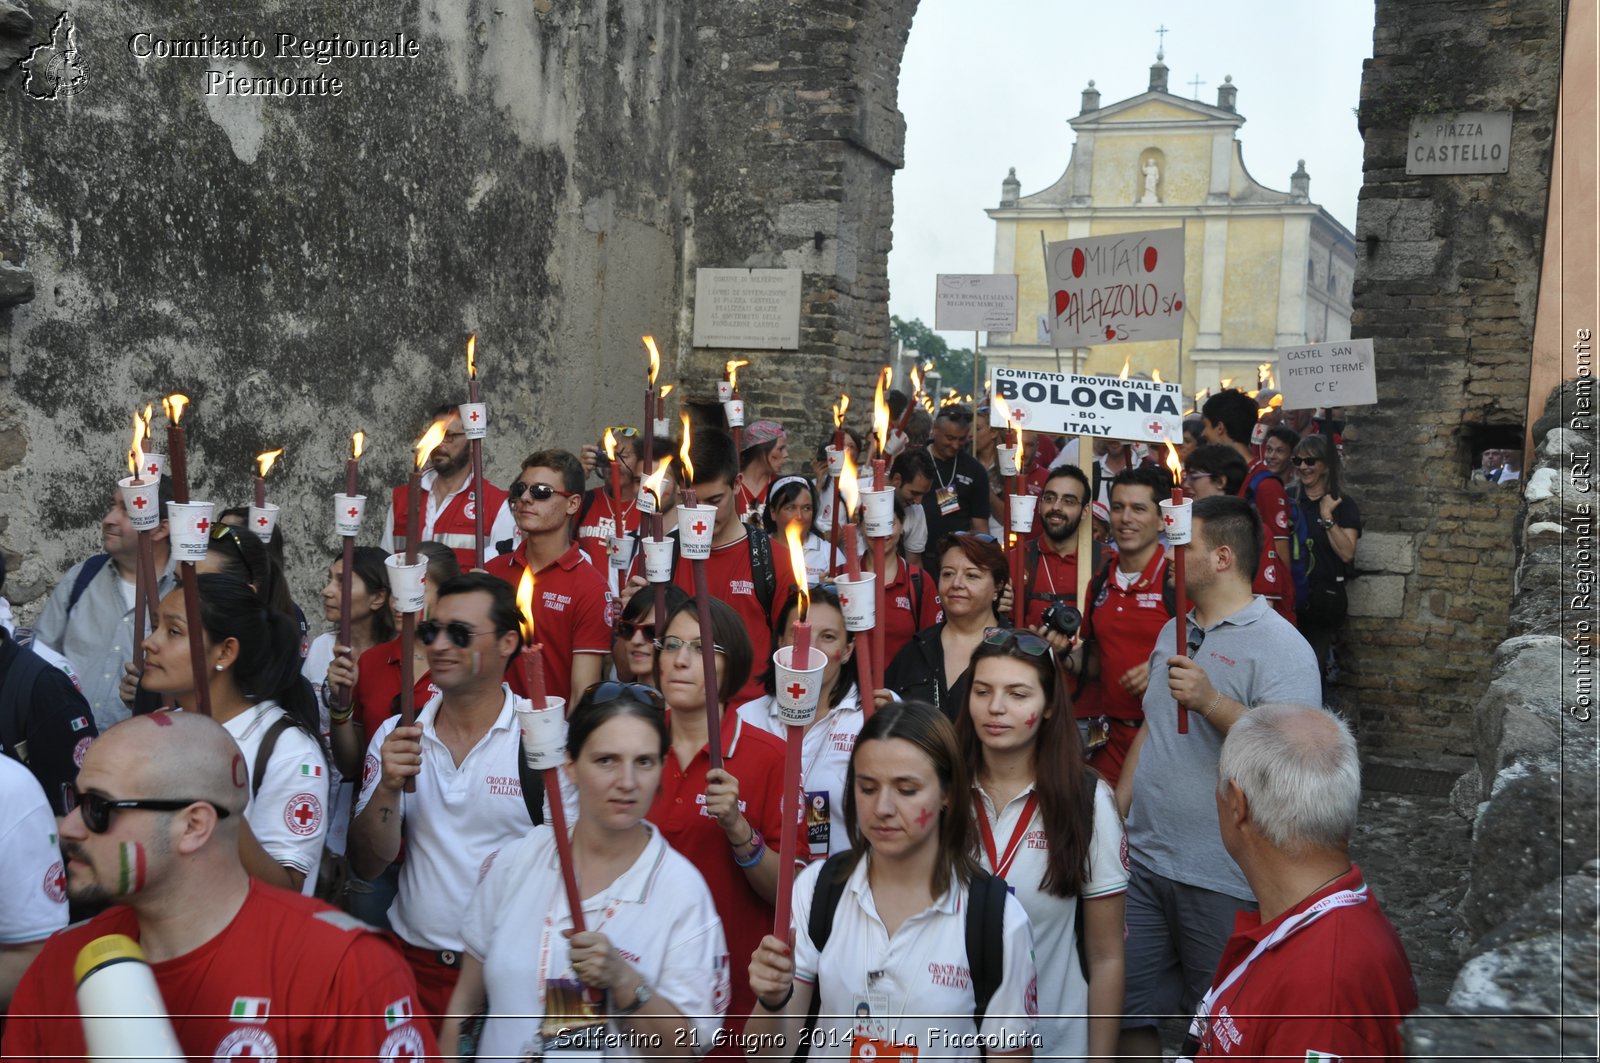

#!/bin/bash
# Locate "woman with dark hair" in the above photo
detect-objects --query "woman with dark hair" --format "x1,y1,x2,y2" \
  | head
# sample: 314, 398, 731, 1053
1290, 433, 1362, 691
139, 573, 329, 895
200, 522, 301, 642
441, 682, 727, 1059
737, 420, 789, 523
960, 630, 1126, 1062
737, 585, 863, 858
860, 495, 941, 666
650, 596, 786, 1036
745, 702, 1037, 1061
883, 533, 1006, 717
761, 475, 843, 582
611, 584, 691, 682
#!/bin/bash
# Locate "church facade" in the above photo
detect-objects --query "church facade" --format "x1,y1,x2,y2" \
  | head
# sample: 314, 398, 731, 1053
984, 56, 1356, 396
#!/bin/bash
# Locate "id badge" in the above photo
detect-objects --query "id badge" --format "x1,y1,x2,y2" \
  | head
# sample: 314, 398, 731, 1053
935, 486, 960, 516
806, 790, 831, 859
852, 992, 892, 1043
540, 978, 607, 1063
851, 1035, 917, 1063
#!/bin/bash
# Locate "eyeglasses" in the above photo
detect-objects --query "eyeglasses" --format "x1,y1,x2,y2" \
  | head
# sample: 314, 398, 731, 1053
983, 627, 1053, 659
509, 481, 578, 502
417, 620, 495, 648
655, 636, 727, 656
1291, 457, 1322, 467
1182, 471, 1214, 482
604, 426, 641, 439
613, 620, 656, 641
580, 680, 666, 710
65, 783, 230, 835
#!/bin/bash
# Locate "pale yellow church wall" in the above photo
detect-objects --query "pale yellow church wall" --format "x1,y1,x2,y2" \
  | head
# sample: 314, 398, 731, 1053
1219, 216, 1286, 349
1088, 130, 1215, 205
999, 218, 1077, 345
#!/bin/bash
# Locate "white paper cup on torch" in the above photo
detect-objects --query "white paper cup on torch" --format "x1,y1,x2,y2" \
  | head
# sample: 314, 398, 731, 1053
885, 428, 908, 457
642, 537, 675, 582
724, 399, 746, 428
334, 493, 366, 537
997, 445, 1019, 477
513, 696, 568, 770
459, 402, 488, 441
384, 555, 428, 614
716, 381, 734, 403
247, 503, 280, 543
861, 489, 894, 537
1250, 420, 1268, 445
118, 476, 162, 533
609, 535, 637, 571
1159, 497, 1194, 546
825, 446, 846, 477
833, 573, 877, 633
678, 504, 716, 560
167, 502, 215, 563
653, 416, 670, 438
771, 644, 828, 727
1009, 494, 1038, 534
138, 451, 166, 482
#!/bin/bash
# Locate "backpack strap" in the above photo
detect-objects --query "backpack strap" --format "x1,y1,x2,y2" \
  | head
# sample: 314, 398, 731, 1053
516, 735, 547, 826
66, 554, 113, 619
251, 717, 296, 799
907, 565, 925, 623
793, 852, 857, 1062
747, 526, 777, 617
965, 869, 1009, 1031
1022, 539, 1041, 605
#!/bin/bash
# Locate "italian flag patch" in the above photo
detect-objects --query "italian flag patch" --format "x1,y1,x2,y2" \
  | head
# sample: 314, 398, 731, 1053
230, 996, 270, 1023
1305, 1053, 1342, 1062
299, 763, 323, 778
385, 996, 414, 1029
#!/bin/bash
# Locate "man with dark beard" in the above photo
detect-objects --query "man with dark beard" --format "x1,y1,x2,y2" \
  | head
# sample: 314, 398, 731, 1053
1020, 465, 1099, 637
381, 402, 515, 571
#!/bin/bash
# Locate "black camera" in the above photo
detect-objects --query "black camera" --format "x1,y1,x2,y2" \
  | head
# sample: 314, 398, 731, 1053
1040, 602, 1081, 638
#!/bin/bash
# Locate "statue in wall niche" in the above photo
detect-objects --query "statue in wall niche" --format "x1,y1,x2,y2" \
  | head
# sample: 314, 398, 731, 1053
1140, 158, 1160, 204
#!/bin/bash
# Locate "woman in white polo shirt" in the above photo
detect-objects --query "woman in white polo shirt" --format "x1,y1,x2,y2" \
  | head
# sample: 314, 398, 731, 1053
441, 682, 726, 1060
746, 702, 1038, 1061
139, 573, 330, 896
959, 629, 1127, 1063
737, 584, 864, 858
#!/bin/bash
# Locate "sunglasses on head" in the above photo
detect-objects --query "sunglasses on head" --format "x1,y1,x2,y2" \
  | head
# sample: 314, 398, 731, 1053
65, 783, 231, 835
613, 620, 656, 641
509, 481, 577, 502
983, 627, 1054, 659
605, 426, 641, 439
954, 531, 999, 544
1291, 456, 1322, 467
580, 680, 666, 710
417, 619, 495, 648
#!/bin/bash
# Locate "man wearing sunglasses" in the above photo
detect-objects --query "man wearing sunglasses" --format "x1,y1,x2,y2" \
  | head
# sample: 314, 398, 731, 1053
381, 403, 515, 572
485, 450, 612, 706
5, 711, 436, 1060
350, 573, 572, 1028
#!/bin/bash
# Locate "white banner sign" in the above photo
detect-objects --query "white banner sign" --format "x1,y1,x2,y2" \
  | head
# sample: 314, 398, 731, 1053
934, 274, 1019, 332
989, 366, 1183, 441
1045, 228, 1186, 347
1276, 338, 1378, 408
692, 268, 802, 349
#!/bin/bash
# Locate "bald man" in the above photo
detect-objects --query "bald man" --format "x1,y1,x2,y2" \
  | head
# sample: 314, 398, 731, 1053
1179, 705, 1417, 1061
3, 712, 437, 1061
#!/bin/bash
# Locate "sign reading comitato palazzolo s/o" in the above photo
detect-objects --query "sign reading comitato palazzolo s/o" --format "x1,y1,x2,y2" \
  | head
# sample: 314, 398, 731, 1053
1405, 112, 1512, 175
1044, 228, 1186, 348
990, 366, 1184, 442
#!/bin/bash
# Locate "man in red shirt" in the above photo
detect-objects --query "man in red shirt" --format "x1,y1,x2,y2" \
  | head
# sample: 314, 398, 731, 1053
1202, 390, 1295, 623
4, 712, 435, 1061
1021, 465, 1097, 629
383, 402, 514, 571
485, 449, 613, 704
1075, 466, 1175, 786
1185, 704, 1417, 1060
573, 428, 645, 572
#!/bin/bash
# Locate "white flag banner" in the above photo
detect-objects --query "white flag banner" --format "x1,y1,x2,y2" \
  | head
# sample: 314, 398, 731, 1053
990, 366, 1183, 442
1045, 228, 1186, 347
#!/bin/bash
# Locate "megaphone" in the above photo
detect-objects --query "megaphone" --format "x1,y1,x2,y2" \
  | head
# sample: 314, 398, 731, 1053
75, 934, 185, 1062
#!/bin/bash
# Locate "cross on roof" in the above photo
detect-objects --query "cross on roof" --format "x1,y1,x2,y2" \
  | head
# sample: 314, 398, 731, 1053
1188, 74, 1206, 98
1155, 24, 1168, 57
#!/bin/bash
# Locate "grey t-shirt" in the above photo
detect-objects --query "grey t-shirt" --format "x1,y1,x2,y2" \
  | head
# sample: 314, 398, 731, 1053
1125, 595, 1322, 899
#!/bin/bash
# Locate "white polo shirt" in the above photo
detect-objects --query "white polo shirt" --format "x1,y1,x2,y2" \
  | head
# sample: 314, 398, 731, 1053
974, 778, 1127, 1060
355, 686, 575, 952
461, 822, 727, 1061
791, 854, 1038, 1059
223, 701, 329, 897
301, 631, 352, 856
0, 756, 67, 945
737, 688, 863, 858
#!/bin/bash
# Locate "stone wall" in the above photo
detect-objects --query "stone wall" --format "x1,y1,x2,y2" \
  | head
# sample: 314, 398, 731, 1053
0, 0, 915, 613
1342, 0, 1565, 755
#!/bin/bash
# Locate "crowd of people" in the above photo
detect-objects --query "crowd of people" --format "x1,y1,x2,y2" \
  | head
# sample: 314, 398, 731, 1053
0, 382, 1416, 1062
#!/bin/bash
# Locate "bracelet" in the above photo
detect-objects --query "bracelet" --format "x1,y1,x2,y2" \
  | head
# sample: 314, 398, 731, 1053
733, 830, 766, 868
329, 703, 354, 725
1202, 691, 1223, 718
757, 985, 794, 1012
730, 821, 757, 850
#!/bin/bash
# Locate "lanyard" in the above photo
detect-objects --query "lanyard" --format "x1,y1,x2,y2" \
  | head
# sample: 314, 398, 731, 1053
974, 789, 1039, 881
933, 453, 958, 491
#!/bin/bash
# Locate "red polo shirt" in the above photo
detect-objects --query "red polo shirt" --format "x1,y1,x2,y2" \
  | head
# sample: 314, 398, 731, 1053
574, 489, 643, 571
650, 710, 788, 1031
485, 543, 614, 705
664, 532, 800, 705
351, 637, 437, 740
1081, 546, 1172, 721
1191, 865, 1417, 1060
1240, 461, 1296, 623
880, 559, 941, 668
1022, 542, 1086, 629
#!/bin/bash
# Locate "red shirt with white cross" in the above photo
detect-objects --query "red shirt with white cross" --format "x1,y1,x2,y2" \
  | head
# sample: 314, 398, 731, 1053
485, 543, 614, 706
1080, 546, 1172, 721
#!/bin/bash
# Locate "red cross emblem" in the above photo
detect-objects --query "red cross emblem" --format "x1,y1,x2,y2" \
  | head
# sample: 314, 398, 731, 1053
256, 516, 269, 527
1147, 419, 1165, 435
347, 506, 360, 518
1012, 408, 1028, 424
131, 496, 148, 510
785, 681, 807, 701
468, 410, 480, 421
195, 518, 210, 533
146, 461, 160, 476
691, 520, 708, 536
292, 803, 315, 826
1163, 513, 1176, 526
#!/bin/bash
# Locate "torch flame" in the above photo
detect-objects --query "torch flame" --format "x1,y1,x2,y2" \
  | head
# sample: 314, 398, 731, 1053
128, 410, 144, 477
832, 393, 850, 428
784, 523, 809, 621
1152, 367, 1164, 383
839, 449, 861, 519
352, 431, 366, 460
1269, 393, 1283, 409
725, 359, 749, 392
466, 335, 477, 379
910, 364, 923, 397
678, 413, 694, 484
641, 457, 671, 508
659, 384, 674, 401
1165, 441, 1183, 483
643, 335, 661, 386
516, 565, 537, 643
603, 428, 618, 462
1119, 357, 1131, 380
1257, 361, 1272, 388
1257, 404, 1273, 420
1221, 378, 1234, 391
162, 394, 190, 425
415, 419, 448, 472
255, 449, 284, 478
872, 368, 890, 454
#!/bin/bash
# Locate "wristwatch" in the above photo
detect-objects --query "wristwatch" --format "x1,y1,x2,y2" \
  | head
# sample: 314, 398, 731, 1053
1318, 518, 1335, 528
612, 980, 653, 1017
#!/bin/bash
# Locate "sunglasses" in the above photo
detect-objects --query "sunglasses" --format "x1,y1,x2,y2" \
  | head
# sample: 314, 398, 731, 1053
509, 481, 578, 502
655, 635, 727, 656
1291, 457, 1322, 467
613, 620, 656, 641
208, 523, 262, 584
65, 783, 230, 835
580, 680, 666, 710
604, 426, 641, 439
983, 627, 1054, 659
954, 532, 999, 544
417, 620, 495, 648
